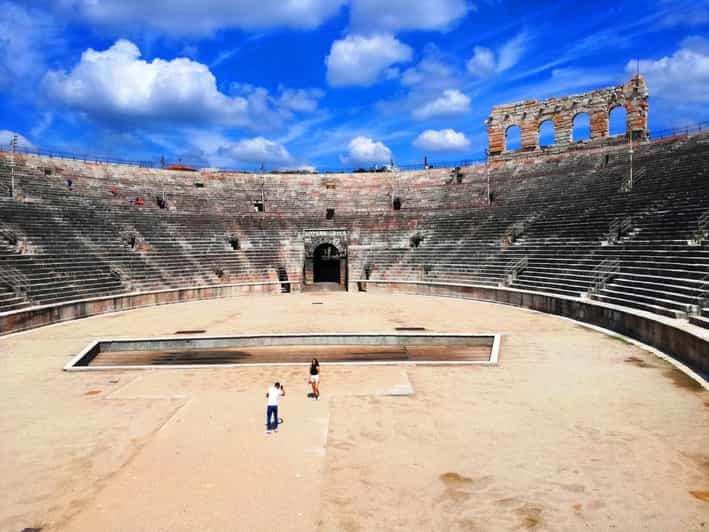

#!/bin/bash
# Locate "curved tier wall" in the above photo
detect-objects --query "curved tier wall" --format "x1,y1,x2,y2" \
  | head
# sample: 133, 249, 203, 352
1, 131, 708, 377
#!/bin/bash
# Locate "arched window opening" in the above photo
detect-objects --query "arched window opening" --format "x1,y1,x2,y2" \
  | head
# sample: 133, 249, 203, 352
609, 106, 628, 136
505, 125, 522, 151
573, 113, 591, 142
539, 120, 555, 147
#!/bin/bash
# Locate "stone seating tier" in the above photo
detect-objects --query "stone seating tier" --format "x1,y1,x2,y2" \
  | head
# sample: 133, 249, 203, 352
0, 131, 707, 318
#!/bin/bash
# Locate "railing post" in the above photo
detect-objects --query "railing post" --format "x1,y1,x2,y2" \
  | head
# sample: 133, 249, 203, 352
628, 132, 633, 191
485, 148, 491, 206
10, 134, 17, 199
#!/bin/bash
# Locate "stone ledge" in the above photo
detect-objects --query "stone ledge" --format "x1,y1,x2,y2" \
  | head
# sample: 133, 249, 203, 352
357, 279, 709, 380
0, 281, 300, 336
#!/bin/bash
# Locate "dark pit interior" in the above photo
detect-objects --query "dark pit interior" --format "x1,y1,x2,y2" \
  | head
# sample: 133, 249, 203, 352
67, 334, 497, 369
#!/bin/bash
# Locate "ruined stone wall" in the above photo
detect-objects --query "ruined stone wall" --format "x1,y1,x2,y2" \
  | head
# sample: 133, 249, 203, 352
9, 152, 490, 214
486, 75, 649, 157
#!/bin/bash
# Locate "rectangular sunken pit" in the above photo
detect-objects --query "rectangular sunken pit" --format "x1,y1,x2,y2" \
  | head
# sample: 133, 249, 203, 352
65, 333, 501, 370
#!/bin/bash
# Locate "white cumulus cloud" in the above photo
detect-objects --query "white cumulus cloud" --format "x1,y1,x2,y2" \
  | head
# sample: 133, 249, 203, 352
467, 32, 528, 78
57, 0, 347, 35
326, 34, 412, 87
466, 46, 496, 78
43, 40, 253, 127
42, 40, 317, 129
279, 88, 324, 113
218, 137, 293, 165
413, 129, 471, 152
341, 136, 392, 166
412, 89, 471, 120
349, 0, 470, 33
630, 36, 709, 104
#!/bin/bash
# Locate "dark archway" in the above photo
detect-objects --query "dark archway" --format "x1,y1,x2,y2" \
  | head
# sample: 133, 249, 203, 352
313, 243, 341, 283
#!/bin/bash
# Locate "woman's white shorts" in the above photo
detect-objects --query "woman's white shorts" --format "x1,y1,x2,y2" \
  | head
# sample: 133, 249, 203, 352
309, 375, 320, 383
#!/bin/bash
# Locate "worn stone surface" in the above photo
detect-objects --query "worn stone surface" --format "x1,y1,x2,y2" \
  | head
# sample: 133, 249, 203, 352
486, 75, 649, 157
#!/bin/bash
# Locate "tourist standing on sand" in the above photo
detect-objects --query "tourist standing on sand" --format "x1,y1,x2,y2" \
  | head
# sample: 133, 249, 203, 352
266, 382, 285, 433
309, 359, 320, 400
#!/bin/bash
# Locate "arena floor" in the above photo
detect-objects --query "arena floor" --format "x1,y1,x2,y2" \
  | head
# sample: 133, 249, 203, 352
1, 292, 707, 531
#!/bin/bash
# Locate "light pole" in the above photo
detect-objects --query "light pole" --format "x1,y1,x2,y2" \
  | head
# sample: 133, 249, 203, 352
10, 134, 17, 200
390, 157, 398, 209
628, 130, 633, 191
260, 174, 265, 210
485, 148, 491, 206
627, 64, 641, 191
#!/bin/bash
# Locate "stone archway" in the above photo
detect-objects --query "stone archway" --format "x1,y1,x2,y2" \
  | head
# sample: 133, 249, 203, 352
303, 229, 348, 288
313, 243, 341, 283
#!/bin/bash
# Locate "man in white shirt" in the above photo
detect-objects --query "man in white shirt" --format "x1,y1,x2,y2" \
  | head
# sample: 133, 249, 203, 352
266, 382, 285, 433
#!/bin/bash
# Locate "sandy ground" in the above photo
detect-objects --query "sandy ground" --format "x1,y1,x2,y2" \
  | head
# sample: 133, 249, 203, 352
0, 292, 707, 531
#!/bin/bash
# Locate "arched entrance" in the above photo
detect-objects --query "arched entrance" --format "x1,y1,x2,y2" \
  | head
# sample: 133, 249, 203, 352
313, 243, 341, 283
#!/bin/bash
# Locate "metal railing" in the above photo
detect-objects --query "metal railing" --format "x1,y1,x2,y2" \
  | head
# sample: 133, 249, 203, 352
649, 121, 709, 141
502, 256, 528, 286
698, 211, 709, 232
588, 258, 620, 295
607, 216, 634, 244
689, 210, 709, 245
503, 212, 542, 244
620, 165, 646, 192
0, 121, 706, 178
504, 222, 526, 243
0, 265, 30, 297
1, 121, 706, 176
0, 141, 484, 175
0, 144, 156, 168
689, 275, 709, 316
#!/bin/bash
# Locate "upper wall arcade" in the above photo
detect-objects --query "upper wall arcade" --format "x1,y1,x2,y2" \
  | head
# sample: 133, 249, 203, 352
486, 75, 649, 158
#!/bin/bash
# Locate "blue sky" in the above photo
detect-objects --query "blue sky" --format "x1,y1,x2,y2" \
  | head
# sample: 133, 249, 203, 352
1, 0, 708, 171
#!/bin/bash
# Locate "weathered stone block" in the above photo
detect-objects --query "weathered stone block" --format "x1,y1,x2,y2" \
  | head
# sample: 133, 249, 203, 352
485, 76, 649, 158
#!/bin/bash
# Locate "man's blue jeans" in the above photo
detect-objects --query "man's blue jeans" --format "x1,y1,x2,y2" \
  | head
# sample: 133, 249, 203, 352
266, 405, 279, 430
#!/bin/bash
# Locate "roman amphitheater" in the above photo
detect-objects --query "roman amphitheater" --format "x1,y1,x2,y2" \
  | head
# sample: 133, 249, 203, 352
1, 77, 708, 531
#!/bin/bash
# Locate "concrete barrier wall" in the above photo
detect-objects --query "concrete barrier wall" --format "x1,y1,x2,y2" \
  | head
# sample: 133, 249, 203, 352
0, 282, 296, 336
362, 280, 709, 378
98, 333, 493, 353
3, 277, 707, 379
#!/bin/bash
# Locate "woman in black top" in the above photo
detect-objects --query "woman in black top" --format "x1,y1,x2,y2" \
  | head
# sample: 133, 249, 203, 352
309, 358, 320, 400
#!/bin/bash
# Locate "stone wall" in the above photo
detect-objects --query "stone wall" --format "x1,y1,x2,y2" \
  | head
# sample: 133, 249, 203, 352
5, 151, 487, 215
3, 276, 706, 382
361, 280, 708, 380
486, 76, 649, 157
0, 281, 296, 336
